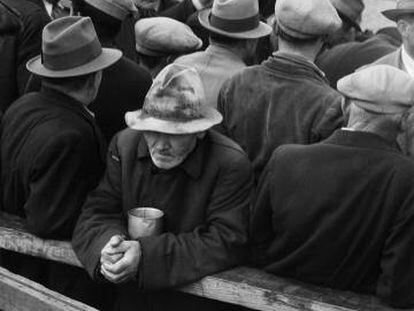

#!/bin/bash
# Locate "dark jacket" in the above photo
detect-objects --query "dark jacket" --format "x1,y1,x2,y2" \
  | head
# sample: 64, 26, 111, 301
25, 57, 153, 143
0, 0, 49, 111
316, 34, 397, 88
217, 52, 344, 181
89, 56, 152, 142
72, 129, 254, 311
0, 87, 111, 309
252, 130, 414, 308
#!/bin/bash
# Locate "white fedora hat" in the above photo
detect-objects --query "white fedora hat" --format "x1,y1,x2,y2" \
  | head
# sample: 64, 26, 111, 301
125, 63, 222, 134
198, 0, 272, 39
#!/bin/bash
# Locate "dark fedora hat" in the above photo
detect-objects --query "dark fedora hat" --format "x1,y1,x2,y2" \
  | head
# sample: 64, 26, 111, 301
382, 0, 414, 22
198, 0, 272, 39
26, 16, 122, 78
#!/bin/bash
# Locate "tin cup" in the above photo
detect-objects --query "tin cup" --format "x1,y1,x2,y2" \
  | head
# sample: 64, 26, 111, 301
127, 207, 164, 239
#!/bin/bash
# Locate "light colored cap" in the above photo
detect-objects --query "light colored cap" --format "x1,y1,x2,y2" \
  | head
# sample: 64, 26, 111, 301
84, 0, 137, 21
382, 0, 414, 22
135, 17, 203, 57
330, 0, 364, 27
125, 63, 222, 134
337, 65, 414, 114
198, 0, 272, 39
275, 0, 342, 39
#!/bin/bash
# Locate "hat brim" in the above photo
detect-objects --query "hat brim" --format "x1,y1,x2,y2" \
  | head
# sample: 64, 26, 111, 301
26, 48, 123, 78
198, 9, 272, 39
382, 9, 414, 22
125, 107, 223, 134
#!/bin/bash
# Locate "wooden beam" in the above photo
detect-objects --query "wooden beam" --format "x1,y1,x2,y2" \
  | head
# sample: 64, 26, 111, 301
0, 266, 98, 311
0, 212, 411, 311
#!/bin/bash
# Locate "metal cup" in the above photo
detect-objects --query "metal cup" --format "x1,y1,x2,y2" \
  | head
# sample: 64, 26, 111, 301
127, 207, 164, 239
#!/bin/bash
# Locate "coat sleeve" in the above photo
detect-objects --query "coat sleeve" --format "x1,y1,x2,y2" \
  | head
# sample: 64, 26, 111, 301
137, 154, 254, 291
376, 170, 414, 308
71, 134, 127, 279
249, 153, 276, 267
311, 91, 345, 142
26, 129, 103, 239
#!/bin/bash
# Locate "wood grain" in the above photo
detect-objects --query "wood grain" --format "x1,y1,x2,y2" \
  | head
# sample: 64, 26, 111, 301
0, 267, 98, 311
0, 212, 411, 311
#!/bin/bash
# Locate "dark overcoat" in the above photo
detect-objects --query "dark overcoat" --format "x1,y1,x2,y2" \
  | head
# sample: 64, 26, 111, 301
251, 130, 414, 308
316, 34, 397, 88
72, 129, 254, 311
0, 87, 112, 310
217, 52, 344, 181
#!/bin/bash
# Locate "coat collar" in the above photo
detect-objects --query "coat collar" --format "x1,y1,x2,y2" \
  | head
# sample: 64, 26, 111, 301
264, 51, 328, 83
323, 129, 400, 153
205, 43, 246, 66
137, 134, 207, 180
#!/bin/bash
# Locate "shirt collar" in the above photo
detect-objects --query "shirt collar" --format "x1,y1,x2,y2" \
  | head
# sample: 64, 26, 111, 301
401, 45, 414, 77
137, 134, 206, 180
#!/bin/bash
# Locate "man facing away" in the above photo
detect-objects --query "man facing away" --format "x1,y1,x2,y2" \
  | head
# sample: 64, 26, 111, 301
175, 0, 272, 108
72, 63, 254, 311
251, 65, 414, 308
0, 16, 121, 309
217, 0, 344, 181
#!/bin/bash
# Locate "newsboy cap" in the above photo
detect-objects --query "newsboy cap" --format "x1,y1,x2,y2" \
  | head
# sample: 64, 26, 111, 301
84, 0, 137, 20
275, 0, 342, 39
337, 65, 414, 114
135, 17, 203, 57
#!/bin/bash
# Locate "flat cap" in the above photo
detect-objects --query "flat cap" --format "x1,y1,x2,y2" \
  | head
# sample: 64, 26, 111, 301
275, 0, 342, 39
337, 65, 414, 114
84, 0, 137, 21
135, 17, 203, 57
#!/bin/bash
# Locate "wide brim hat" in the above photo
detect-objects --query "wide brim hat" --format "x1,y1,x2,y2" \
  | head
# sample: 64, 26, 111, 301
198, 0, 272, 39
382, 0, 414, 21
27, 16, 122, 78
125, 63, 223, 134
27, 48, 122, 78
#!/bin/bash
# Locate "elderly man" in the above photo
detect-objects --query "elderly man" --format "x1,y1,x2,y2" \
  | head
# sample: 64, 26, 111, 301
175, 0, 272, 108
0, 16, 121, 309
217, 0, 344, 181
72, 64, 254, 311
252, 65, 414, 308
375, 0, 414, 75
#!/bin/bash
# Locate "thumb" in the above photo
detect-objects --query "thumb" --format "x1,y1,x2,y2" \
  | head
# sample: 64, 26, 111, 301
109, 235, 124, 247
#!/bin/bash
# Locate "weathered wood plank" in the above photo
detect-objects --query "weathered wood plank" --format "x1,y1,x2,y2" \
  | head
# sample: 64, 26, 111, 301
0, 266, 98, 311
0, 211, 411, 311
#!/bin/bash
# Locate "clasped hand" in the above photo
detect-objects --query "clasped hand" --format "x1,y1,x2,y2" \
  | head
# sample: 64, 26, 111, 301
100, 235, 141, 284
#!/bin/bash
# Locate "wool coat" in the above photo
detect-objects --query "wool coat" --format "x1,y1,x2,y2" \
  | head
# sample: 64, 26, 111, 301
72, 129, 254, 311
316, 34, 397, 88
252, 130, 414, 308
0, 87, 112, 310
217, 52, 344, 181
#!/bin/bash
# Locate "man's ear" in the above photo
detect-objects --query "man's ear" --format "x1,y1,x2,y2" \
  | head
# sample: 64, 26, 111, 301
397, 19, 408, 39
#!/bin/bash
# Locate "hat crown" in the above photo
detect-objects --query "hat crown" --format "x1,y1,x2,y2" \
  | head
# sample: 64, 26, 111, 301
143, 64, 206, 122
84, 0, 137, 20
337, 65, 414, 114
212, 0, 259, 20
275, 0, 342, 39
397, 0, 414, 10
41, 16, 102, 71
330, 0, 364, 24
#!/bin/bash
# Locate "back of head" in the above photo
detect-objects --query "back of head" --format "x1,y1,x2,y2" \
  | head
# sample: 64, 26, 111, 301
274, 0, 342, 43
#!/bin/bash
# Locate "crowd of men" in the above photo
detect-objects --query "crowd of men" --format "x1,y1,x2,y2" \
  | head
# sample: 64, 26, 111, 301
1, 0, 414, 310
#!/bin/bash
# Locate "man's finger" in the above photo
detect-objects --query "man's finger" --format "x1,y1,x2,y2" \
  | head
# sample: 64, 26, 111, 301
100, 265, 132, 284
102, 257, 130, 274
101, 252, 124, 264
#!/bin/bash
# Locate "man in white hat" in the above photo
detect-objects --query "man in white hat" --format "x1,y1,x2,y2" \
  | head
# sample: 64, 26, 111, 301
375, 0, 414, 76
72, 63, 254, 311
217, 0, 344, 182
252, 65, 414, 308
0, 16, 121, 309
174, 0, 272, 108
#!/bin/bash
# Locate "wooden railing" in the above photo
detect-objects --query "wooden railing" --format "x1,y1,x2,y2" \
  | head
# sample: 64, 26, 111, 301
0, 211, 410, 311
